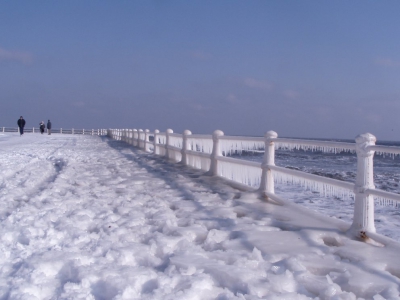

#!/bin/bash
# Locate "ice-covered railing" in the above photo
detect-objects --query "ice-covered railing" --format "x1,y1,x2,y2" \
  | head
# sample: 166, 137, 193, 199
1, 127, 107, 135
107, 128, 400, 239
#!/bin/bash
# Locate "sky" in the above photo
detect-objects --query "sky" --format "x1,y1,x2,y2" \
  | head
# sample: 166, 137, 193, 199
1, 132, 400, 299
1, 1, 400, 141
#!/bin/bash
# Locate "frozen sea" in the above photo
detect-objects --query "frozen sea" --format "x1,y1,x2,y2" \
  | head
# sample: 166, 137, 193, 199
1, 133, 400, 300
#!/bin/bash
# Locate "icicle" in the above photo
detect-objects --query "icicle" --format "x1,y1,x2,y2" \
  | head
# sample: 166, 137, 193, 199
156, 145, 167, 156
374, 196, 400, 208
275, 142, 355, 154
187, 153, 211, 171
169, 136, 183, 148
217, 161, 262, 187
272, 169, 354, 200
375, 151, 399, 159
167, 147, 182, 162
156, 134, 166, 145
187, 138, 214, 154
220, 139, 265, 156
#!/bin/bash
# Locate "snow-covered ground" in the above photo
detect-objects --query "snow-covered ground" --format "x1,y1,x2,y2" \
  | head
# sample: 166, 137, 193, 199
1, 133, 400, 300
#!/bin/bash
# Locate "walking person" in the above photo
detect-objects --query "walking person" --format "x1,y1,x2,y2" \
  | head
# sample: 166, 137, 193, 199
47, 120, 52, 135
17, 116, 26, 136
39, 121, 45, 134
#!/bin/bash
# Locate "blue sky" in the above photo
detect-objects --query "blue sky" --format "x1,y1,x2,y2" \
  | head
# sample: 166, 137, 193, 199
1, 1, 400, 140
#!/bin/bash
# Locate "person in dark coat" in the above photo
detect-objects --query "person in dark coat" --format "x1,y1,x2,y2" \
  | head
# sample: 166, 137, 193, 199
17, 116, 26, 136
47, 120, 52, 135
39, 121, 45, 134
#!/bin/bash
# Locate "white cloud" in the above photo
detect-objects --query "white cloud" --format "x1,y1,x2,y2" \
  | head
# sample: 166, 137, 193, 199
0, 47, 33, 64
244, 78, 273, 90
375, 57, 400, 68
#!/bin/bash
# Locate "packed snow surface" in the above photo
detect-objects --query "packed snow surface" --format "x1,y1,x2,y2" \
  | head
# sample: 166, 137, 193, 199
1, 133, 400, 299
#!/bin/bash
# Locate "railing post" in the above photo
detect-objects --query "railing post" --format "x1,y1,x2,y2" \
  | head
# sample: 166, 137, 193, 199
33, 127, 35, 133
60, 128, 62, 134
181, 130, 192, 165
260, 131, 278, 196
145, 129, 150, 152
133, 129, 138, 146
83, 129, 85, 135
165, 129, 173, 158
138, 129, 144, 148
208, 130, 224, 176
127, 129, 132, 144
72, 128, 74, 135
153, 129, 160, 154
350, 133, 376, 235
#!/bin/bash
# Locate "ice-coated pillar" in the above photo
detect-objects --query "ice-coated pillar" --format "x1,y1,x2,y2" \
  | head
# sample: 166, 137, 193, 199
181, 130, 192, 165
145, 129, 150, 152
260, 131, 278, 196
138, 129, 144, 149
129, 129, 133, 145
132, 129, 138, 147
153, 129, 160, 154
350, 133, 376, 235
165, 129, 173, 158
208, 130, 224, 176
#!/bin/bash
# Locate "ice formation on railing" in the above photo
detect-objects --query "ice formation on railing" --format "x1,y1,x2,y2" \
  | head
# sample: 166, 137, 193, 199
156, 135, 166, 145
375, 153, 396, 159
272, 169, 354, 199
187, 153, 211, 171
156, 145, 166, 156
169, 135, 183, 148
220, 140, 265, 156
275, 142, 355, 154
374, 196, 400, 208
188, 138, 214, 154
217, 161, 262, 188
374, 150, 400, 159
168, 148, 182, 162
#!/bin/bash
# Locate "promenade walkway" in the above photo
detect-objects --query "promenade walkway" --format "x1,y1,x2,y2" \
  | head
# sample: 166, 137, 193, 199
0, 133, 399, 299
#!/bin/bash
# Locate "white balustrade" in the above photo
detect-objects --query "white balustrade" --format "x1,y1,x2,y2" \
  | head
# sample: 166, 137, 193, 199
105, 127, 400, 239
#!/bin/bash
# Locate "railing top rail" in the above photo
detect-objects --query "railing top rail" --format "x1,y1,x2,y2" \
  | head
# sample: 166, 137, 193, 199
273, 138, 356, 152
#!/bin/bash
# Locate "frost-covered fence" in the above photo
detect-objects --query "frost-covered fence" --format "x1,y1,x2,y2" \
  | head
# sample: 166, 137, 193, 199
1, 127, 107, 135
107, 128, 400, 238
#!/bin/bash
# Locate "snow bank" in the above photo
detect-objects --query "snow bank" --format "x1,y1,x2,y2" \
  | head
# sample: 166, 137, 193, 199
0, 134, 399, 299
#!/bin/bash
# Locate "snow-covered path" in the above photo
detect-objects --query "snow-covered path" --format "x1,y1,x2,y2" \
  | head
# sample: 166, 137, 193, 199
1, 134, 400, 299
